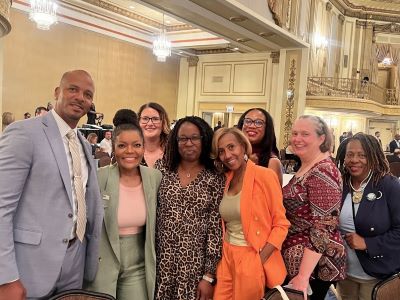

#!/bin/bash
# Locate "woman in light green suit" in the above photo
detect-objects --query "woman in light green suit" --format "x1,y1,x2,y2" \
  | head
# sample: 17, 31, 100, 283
85, 109, 161, 300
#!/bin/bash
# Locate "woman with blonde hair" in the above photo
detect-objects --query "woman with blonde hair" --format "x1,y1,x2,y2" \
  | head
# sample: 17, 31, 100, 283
2, 112, 15, 131
212, 127, 289, 300
282, 115, 346, 299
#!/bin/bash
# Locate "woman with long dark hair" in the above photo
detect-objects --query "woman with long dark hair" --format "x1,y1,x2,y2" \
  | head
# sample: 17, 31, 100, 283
237, 108, 282, 184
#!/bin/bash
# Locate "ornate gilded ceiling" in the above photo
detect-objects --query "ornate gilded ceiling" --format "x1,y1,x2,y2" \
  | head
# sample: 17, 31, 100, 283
332, 0, 400, 22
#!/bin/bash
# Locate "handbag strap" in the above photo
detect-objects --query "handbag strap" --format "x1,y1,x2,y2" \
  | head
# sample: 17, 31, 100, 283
273, 285, 290, 300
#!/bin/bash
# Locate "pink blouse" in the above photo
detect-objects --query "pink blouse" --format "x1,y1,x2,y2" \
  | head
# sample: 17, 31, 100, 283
118, 183, 146, 235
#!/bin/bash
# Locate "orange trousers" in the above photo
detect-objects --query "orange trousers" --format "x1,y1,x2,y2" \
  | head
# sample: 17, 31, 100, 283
214, 241, 265, 300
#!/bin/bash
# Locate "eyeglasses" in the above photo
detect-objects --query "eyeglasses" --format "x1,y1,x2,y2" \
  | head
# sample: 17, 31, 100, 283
140, 116, 161, 124
243, 118, 265, 128
177, 135, 203, 145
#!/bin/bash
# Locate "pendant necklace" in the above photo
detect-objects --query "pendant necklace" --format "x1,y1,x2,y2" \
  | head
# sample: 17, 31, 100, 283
349, 170, 372, 204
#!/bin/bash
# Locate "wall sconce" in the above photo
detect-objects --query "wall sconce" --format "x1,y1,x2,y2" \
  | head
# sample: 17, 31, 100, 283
314, 34, 328, 50
287, 89, 294, 103
382, 57, 392, 66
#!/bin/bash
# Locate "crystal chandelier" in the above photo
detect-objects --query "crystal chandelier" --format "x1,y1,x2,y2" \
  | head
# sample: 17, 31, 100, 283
29, 0, 58, 30
152, 14, 171, 62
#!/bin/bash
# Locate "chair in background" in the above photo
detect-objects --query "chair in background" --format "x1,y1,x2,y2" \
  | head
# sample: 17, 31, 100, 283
95, 151, 111, 168
389, 162, 400, 177
372, 273, 400, 300
48, 289, 115, 300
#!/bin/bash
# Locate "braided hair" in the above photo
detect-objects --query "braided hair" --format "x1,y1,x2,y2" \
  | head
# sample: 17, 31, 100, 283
343, 132, 390, 186
164, 116, 214, 172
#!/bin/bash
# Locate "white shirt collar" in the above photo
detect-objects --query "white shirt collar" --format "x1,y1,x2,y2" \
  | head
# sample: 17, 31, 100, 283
51, 109, 78, 138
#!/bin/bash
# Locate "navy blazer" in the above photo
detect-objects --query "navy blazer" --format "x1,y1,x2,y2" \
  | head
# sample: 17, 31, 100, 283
342, 175, 400, 279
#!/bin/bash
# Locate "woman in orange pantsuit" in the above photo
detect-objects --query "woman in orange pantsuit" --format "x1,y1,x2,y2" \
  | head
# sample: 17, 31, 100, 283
211, 128, 290, 300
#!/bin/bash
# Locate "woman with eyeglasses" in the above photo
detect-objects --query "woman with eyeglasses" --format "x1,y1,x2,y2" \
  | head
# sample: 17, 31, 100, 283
237, 108, 282, 185
138, 103, 170, 168
336, 133, 400, 300
154, 116, 225, 300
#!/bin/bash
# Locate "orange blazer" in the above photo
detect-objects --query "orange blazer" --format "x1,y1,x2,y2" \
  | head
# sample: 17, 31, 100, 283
225, 160, 290, 288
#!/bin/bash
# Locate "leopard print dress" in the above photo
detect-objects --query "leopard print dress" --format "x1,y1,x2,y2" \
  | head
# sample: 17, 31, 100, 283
155, 163, 224, 300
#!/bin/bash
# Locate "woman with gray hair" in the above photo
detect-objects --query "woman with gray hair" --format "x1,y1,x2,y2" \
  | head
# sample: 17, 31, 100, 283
281, 115, 346, 300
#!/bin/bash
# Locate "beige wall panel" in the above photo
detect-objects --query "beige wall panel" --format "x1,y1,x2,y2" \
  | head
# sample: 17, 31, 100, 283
232, 63, 266, 94
3, 9, 179, 124
201, 64, 232, 94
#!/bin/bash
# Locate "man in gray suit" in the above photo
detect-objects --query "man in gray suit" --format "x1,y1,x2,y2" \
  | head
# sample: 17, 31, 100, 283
0, 70, 103, 299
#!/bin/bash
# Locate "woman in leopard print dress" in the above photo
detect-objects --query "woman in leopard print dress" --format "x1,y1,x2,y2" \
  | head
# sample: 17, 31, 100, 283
155, 116, 224, 300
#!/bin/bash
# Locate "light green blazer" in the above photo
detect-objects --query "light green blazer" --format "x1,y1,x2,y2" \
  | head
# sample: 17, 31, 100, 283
85, 163, 161, 299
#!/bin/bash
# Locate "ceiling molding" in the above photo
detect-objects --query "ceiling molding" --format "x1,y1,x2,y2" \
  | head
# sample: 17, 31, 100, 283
330, 0, 400, 23
63, 0, 194, 31
0, 0, 11, 37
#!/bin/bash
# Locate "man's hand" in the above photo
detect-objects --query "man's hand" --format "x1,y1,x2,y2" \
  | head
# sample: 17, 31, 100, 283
0, 280, 26, 300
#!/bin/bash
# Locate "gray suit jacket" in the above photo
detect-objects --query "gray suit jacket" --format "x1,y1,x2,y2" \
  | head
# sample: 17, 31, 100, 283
85, 164, 161, 299
0, 113, 103, 298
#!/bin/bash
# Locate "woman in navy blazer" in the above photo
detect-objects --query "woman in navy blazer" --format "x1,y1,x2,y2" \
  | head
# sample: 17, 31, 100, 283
337, 133, 400, 300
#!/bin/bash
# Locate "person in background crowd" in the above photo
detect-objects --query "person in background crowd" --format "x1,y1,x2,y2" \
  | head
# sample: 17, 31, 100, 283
0, 70, 103, 299
374, 131, 382, 147
100, 130, 113, 157
214, 120, 222, 132
339, 132, 348, 143
387, 148, 400, 163
138, 102, 170, 168
155, 116, 224, 300
237, 108, 283, 185
337, 133, 400, 300
282, 115, 346, 300
35, 106, 48, 117
24, 112, 31, 119
330, 128, 336, 153
86, 102, 103, 125
2, 112, 15, 131
212, 128, 289, 300
87, 133, 99, 156
389, 133, 400, 153
85, 109, 161, 300
47, 101, 54, 111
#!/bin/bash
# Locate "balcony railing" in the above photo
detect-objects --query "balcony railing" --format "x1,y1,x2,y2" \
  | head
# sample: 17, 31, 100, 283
307, 77, 399, 105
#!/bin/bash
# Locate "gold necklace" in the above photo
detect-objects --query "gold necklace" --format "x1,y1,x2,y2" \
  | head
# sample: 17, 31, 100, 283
349, 171, 372, 204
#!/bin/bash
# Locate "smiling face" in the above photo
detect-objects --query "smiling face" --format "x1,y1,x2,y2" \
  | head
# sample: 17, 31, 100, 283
54, 70, 94, 128
217, 133, 246, 172
114, 129, 144, 172
139, 107, 162, 141
345, 140, 370, 183
177, 121, 202, 163
241, 109, 266, 145
290, 118, 325, 160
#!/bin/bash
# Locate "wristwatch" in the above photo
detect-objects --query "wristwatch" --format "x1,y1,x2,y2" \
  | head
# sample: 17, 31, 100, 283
202, 274, 217, 286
